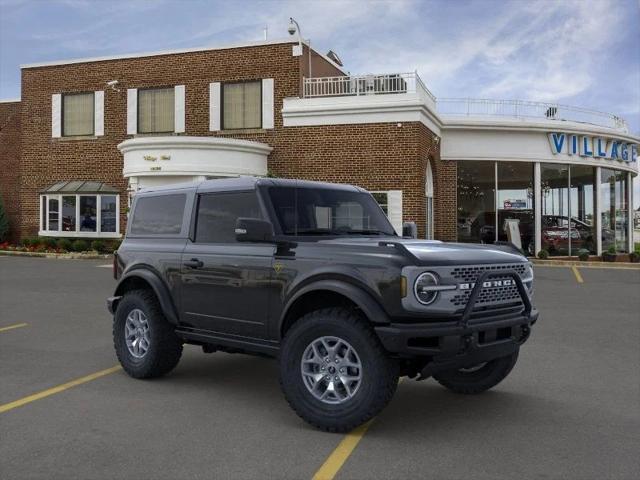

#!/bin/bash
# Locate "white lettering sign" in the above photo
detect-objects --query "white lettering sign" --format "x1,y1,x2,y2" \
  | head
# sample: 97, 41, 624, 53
548, 132, 637, 163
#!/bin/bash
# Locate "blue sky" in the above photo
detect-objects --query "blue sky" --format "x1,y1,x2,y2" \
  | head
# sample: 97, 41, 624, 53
1, 0, 639, 203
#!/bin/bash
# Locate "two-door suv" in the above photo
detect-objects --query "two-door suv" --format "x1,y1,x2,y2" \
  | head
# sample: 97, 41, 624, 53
108, 177, 537, 432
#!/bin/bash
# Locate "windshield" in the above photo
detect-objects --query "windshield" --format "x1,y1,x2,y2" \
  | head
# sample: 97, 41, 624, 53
267, 186, 397, 236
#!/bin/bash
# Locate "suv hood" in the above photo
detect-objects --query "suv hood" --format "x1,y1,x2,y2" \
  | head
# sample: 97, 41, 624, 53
318, 237, 528, 266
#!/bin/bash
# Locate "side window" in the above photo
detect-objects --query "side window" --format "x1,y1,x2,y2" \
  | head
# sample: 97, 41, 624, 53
130, 194, 186, 235
195, 192, 262, 243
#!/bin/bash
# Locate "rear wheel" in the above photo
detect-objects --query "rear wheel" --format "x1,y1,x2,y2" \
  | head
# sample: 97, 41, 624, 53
113, 289, 183, 379
433, 349, 519, 394
279, 307, 399, 432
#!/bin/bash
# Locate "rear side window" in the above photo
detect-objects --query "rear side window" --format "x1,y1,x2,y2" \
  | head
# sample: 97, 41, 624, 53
195, 191, 262, 243
130, 194, 186, 235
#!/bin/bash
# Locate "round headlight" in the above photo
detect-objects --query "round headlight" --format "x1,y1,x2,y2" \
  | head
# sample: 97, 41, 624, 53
414, 272, 439, 305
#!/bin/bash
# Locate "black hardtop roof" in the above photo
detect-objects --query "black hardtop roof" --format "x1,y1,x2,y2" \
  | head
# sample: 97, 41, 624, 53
134, 177, 364, 196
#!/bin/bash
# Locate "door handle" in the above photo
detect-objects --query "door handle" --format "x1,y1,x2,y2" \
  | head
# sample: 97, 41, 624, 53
184, 258, 204, 269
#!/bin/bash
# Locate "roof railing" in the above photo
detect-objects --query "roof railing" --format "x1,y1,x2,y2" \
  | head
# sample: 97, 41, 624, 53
436, 98, 629, 132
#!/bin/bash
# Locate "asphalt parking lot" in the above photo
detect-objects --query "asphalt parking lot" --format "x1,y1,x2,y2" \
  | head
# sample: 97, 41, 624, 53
1, 256, 639, 480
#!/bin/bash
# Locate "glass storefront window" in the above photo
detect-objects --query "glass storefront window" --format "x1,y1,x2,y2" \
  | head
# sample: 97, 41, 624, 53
497, 162, 534, 254
601, 170, 629, 253
457, 161, 496, 243
62, 196, 76, 232
569, 166, 596, 254
541, 164, 570, 256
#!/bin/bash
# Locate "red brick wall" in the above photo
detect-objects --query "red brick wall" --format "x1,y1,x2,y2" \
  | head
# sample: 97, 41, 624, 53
0, 101, 21, 242
12, 40, 451, 241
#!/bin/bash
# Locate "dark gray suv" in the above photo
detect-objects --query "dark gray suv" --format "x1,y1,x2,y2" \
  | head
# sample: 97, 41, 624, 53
108, 177, 537, 432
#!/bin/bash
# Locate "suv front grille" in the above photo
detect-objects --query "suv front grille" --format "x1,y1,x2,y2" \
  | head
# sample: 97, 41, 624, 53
448, 263, 529, 308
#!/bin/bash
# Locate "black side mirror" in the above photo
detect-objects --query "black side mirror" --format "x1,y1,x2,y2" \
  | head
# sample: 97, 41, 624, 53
402, 221, 417, 239
235, 217, 275, 243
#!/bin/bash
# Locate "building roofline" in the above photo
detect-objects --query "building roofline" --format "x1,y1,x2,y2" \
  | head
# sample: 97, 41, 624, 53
19, 37, 346, 73
0, 98, 21, 103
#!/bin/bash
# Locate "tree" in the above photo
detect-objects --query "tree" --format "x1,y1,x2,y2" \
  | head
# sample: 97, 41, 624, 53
0, 194, 9, 242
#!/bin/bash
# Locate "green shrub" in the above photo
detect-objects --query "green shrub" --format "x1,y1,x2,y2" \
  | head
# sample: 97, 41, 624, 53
577, 249, 589, 261
57, 238, 73, 251
40, 237, 58, 249
537, 249, 549, 260
21, 237, 38, 247
71, 239, 89, 252
607, 245, 617, 254
0, 195, 9, 242
107, 239, 122, 252
90, 240, 106, 253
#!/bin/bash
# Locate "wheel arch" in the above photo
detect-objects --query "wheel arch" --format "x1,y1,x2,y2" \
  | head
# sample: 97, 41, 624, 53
112, 269, 179, 325
279, 279, 391, 339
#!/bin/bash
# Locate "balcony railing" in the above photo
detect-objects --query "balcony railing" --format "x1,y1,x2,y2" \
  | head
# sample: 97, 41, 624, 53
301, 74, 628, 132
436, 98, 628, 132
303, 72, 436, 102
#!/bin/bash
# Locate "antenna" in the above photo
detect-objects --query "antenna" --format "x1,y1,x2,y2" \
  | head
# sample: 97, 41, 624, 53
263, 25, 268, 41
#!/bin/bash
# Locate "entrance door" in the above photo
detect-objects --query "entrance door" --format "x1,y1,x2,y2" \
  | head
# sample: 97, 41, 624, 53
180, 191, 275, 338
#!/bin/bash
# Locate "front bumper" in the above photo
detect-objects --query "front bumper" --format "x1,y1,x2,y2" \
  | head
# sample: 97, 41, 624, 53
376, 269, 538, 376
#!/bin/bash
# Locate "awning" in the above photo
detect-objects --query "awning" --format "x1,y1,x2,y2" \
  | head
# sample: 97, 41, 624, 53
41, 181, 120, 194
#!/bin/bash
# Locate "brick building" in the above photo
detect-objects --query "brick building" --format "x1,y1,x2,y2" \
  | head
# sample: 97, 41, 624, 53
0, 37, 638, 254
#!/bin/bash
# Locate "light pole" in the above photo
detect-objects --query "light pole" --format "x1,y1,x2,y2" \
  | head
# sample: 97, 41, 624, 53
288, 17, 312, 85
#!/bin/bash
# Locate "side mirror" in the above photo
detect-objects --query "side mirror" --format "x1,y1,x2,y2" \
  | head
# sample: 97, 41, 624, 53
402, 221, 417, 239
235, 217, 275, 243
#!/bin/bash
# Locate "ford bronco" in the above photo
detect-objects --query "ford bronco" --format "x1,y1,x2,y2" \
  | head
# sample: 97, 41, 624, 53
108, 177, 537, 432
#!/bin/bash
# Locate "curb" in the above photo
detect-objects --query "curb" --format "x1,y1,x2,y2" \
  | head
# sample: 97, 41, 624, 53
0, 250, 112, 260
531, 259, 640, 270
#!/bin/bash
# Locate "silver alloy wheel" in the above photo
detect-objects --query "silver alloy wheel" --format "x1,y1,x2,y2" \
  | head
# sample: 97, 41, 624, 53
300, 336, 363, 405
125, 308, 151, 358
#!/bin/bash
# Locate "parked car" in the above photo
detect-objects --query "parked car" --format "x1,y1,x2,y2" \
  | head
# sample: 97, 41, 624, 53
108, 177, 538, 432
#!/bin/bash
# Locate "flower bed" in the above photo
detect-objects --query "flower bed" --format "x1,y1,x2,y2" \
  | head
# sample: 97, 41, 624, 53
0, 237, 121, 255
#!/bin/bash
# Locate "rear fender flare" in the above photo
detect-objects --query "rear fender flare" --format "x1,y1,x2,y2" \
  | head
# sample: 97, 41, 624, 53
113, 269, 179, 325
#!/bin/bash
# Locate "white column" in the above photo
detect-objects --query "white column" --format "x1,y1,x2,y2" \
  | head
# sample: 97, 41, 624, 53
595, 167, 602, 256
534, 162, 541, 255
628, 172, 633, 253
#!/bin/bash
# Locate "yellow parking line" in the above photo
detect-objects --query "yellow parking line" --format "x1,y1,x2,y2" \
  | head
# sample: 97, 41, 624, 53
0, 365, 122, 414
571, 266, 584, 283
312, 378, 404, 480
312, 419, 374, 480
0, 322, 28, 333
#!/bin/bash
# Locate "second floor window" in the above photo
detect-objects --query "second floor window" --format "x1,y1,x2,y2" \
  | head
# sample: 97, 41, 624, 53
138, 87, 175, 133
63, 92, 94, 136
223, 81, 261, 129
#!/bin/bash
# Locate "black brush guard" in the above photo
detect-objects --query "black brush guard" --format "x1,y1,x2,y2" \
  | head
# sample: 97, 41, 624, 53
374, 270, 537, 379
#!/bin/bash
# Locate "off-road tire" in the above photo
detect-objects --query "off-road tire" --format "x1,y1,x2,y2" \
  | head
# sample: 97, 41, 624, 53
113, 289, 183, 379
433, 349, 519, 394
279, 307, 399, 433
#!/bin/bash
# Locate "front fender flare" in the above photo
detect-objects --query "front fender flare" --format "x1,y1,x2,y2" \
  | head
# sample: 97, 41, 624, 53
279, 279, 391, 336
112, 269, 179, 325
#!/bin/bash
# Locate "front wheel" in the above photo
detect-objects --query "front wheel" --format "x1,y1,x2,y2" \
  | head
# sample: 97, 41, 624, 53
433, 349, 519, 394
279, 308, 399, 433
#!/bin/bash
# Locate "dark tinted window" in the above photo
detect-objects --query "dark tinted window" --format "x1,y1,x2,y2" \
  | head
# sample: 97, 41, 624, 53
195, 192, 262, 243
130, 194, 186, 235
268, 186, 395, 236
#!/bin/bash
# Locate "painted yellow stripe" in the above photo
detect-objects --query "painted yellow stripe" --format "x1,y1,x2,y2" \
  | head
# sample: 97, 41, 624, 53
312, 419, 375, 480
0, 365, 121, 414
571, 266, 584, 283
0, 322, 28, 333
312, 378, 404, 480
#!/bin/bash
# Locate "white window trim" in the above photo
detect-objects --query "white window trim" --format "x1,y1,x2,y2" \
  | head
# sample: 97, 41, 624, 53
94, 90, 104, 136
174, 85, 185, 133
209, 82, 221, 131
38, 193, 121, 238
